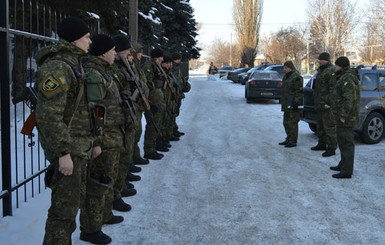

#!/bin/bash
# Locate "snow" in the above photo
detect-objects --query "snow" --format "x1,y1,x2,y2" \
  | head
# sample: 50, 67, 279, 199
138, 11, 162, 25
160, 3, 174, 11
87, 12, 100, 20
1, 71, 385, 244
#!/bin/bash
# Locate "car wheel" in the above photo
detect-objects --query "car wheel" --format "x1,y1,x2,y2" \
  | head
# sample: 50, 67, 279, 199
308, 123, 317, 133
360, 112, 385, 144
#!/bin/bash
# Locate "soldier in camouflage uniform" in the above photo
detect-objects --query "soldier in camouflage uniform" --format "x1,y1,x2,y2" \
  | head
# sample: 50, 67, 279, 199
159, 55, 179, 144
311, 52, 337, 157
110, 34, 141, 207
142, 48, 166, 160
130, 41, 151, 166
329, 57, 360, 179
79, 34, 133, 244
171, 52, 190, 137
279, 61, 304, 148
35, 17, 95, 245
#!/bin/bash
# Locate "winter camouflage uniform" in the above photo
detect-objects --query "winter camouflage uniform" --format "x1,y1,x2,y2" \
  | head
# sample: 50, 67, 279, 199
142, 59, 166, 154
35, 39, 93, 245
79, 55, 127, 233
330, 67, 360, 175
281, 70, 304, 145
314, 63, 337, 149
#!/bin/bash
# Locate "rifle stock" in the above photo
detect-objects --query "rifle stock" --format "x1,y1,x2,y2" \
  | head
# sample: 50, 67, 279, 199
21, 110, 36, 136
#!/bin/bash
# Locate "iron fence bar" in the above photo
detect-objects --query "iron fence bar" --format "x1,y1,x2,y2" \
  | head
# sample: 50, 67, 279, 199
0, 166, 48, 199
1, 0, 13, 217
0, 27, 57, 41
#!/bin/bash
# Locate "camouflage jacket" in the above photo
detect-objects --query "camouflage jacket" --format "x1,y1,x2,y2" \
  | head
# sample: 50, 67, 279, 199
35, 39, 93, 161
142, 59, 164, 105
330, 68, 360, 128
314, 63, 335, 111
281, 70, 304, 112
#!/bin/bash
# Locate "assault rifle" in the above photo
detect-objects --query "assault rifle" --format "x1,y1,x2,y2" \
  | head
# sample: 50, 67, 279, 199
118, 53, 159, 134
155, 62, 177, 104
19, 87, 38, 136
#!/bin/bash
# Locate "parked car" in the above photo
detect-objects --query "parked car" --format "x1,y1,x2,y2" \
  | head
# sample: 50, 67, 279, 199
239, 63, 271, 85
262, 64, 285, 77
245, 71, 283, 103
301, 65, 385, 144
228, 68, 251, 83
218, 66, 236, 78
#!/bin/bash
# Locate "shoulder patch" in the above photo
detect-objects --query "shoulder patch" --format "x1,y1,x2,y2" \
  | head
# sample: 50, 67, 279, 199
42, 77, 60, 91
344, 81, 348, 86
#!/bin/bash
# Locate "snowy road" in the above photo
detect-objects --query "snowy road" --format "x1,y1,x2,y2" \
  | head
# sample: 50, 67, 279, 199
1, 72, 385, 244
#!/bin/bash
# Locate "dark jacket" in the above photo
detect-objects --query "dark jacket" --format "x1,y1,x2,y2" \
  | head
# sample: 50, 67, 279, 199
281, 70, 304, 112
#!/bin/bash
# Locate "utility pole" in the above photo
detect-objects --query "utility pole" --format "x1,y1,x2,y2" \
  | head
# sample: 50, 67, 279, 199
306, 40, 310, 75
129, 0, 138, 42
230, 33, 232, 66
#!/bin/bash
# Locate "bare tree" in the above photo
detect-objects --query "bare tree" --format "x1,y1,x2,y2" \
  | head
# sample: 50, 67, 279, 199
233, 0, 263, 67
360, 0, 385, 64
207, 38, 241, 67
306, 0, 359, 61
262, 27, 306, 67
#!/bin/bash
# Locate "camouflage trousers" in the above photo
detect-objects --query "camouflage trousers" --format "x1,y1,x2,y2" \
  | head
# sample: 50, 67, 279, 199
133, 109, 144, 160
79, 149, 119, 233
283, 110, 300, 144
43, 155, 88, 245
336, 127, 355, 175
161, 102, 176, 140
316, 109, 337, 148
144, 102, 165, 153
114, 127, 136, 200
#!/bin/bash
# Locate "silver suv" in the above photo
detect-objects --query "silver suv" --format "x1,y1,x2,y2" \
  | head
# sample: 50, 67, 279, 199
301, 65, 385, 144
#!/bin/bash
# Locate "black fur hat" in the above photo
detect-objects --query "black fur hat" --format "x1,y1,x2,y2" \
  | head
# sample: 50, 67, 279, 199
58, 17, 89, 42
112, 34, 131, 52
89, 34, 115, 56
150, 48, 164, 58
335, 56, 350, 68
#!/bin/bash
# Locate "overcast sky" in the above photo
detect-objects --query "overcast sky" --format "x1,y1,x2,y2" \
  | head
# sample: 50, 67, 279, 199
190, 0, 370, 54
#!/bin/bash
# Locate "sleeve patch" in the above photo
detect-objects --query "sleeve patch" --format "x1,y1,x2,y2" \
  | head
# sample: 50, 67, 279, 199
344, 81, 348, 86
42, 77, 60, 91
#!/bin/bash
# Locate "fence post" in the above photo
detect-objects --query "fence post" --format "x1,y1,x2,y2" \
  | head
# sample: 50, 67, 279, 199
0, 0, 12, 217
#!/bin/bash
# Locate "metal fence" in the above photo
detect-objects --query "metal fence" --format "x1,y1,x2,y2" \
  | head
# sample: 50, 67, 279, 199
0, 0, 99, 217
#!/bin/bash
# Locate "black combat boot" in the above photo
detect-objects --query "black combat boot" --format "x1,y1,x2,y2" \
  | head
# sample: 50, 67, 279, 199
126, 172, 141, 181
156, 144, 169, 152
311, 143, 326, 151
121, 188, 137, 197
80, 231, 112, 244
144, 151, 163, 160
112, 198, 132, 212
133, 156, 149, 165
125, 180, 134, 189
322, 148, 336, 157
278, 140, 288, 145
129, 165, 141, 173
168, 135, 180, 141
329, 166, 341, 171
104, 215, 124, 225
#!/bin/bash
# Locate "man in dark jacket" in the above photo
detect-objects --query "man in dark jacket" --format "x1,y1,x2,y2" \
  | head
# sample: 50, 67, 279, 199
279, 61, 304, 148
311, 52, 337, 157
329, 56, 360, 179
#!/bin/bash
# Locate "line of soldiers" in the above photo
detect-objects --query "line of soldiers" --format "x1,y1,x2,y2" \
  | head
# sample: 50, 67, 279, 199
279, 54, 360, 179
35, 17, 190, 245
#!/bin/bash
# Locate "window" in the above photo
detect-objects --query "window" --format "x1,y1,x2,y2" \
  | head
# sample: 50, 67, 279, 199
379, 73, 385, 91
361, 73, 378, 91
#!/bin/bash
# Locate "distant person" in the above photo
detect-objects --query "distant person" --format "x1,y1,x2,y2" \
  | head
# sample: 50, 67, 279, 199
208, 62, 217, 80
329, 56, 360, 179
311, 52, 337, 157
279, 61, 304, 148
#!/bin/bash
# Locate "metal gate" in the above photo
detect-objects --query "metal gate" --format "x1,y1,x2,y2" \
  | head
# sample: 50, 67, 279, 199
0, 0, 98, 217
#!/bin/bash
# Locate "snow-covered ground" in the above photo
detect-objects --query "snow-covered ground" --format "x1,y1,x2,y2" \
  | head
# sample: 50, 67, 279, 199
1, 71, 385, 244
